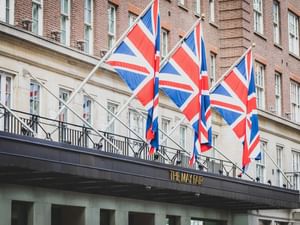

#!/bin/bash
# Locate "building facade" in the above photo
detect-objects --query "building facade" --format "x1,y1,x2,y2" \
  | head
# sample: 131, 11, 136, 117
0, 0, 300, 225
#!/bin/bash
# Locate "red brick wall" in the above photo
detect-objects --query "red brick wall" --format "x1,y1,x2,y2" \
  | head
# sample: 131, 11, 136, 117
15, 0, 32, 28
43, 0, 60, 39
70, 0, 84, 49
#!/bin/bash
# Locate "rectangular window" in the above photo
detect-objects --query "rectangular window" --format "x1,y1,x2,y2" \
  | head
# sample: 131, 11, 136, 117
256, 141, 266, 183
0, 0, 13, 24
276, 145, 283, 187
100, 209, 115, 225
108, 4, 116, 49
30, 81, 40, 115
11, 201, 33, 225
179, 125, 186, 149
274, 72, 281, 115
107, 101, 118, 133
128, 12, 137, 27
273, 1, 280, 44
160, 118, 170, 146
255, 62, 265, 109
161, 29, 168, 59
209, 0, 215, 23
253, 0, 263, 34
58, 88, 70, 123
84, 0, 92, 54
32, 0, 42, 35
60, 0, 70, 45
178, 0, 185, 5
0, 71, 12, 108
83, 96, 92, 124
210, 52, 216, 85
290, 81, 300, 123
292, 150, 300, 189
128, 109, 145, 138
288, 11, 299, 56
195, 0, 201, 15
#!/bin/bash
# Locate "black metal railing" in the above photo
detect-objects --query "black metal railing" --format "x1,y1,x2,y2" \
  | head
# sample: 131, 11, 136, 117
0, 107, 249, 180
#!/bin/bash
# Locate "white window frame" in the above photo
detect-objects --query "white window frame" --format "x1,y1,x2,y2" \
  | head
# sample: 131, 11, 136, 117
84, 0, 93, 54
161, 29, 168, 59
256, 141, 266, 183
108, 4, 116, 49
195, 0, 201, 15
255, 62, 265, 109
32, 0, 43, 35
210, 52, 216, 85
253, 0, 263, 34
273, 1, 280, 44
30, 81, 40, 115
60, 0, 70, 46
209, 0, 215, 23
274, 72, 281, 116
288, 11, 299, 56
0, 0, 15, 24
128, 109, 145, 139
0, 70, 13, 108
178, 0, 185, 5
59, 88, 71, 123
179, 125, 187, 149
128, 12, 137, 27
292, 150, 300, 190
290, 81, 300, 123
83, 95, 92, 124
160, 117, 170, 146
276, 145, 283, 187
107, 101, 119, 133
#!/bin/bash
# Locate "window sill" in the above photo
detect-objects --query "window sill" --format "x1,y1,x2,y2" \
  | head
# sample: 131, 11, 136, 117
274, 43, 283, 50
289, 52, 300, 61
254, 31, 267, 41
194, 12, 200, 18
209, 21, 219, 29
177, 3, 189, 12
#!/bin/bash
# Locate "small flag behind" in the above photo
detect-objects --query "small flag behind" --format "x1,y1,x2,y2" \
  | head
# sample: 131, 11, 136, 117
159, 21, 212, 165
106, 0, 160, 154
210, 49, 261, 169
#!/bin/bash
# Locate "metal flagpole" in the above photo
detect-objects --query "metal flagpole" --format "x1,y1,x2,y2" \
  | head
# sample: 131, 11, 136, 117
54, 0, 156, 120
26, 72, 123, 153
209, 43, 255, 93
263, 149, 293, 187
0, 102, 36, 136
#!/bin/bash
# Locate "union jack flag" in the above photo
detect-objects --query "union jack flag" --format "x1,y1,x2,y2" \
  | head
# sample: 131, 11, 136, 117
159, 21, 212, 165
210, 49, 261, 169
106, 0, 160, 154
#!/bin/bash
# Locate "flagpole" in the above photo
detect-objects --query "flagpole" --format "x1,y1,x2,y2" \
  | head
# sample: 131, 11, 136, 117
263, 149, 293, 187
209, 43, 255, 93
54, 0, 156, 120
26, 71, 123, 153
0, 102, 36, 136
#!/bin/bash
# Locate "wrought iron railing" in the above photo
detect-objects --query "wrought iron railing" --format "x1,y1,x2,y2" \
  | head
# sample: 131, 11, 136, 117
0, 106, 248, 179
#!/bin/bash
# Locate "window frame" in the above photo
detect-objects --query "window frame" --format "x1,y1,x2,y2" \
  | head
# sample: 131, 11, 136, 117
255, 62, 265, 109
32, 0, 43, 35
84, 0, 93, 54
60, 0, 70, 46
274, 72, 282, 116
107, 101, 119, 133
288, 11, 299, 56
272, 1, 280, 44
161, 28, 169, 59
58, 88, 71, 123
108, 3, 116, 49
253, 0, 264, 34
30, 81, 41, 115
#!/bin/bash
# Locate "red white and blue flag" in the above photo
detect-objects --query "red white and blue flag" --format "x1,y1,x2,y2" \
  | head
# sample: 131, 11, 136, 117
159, 21, 212, 165
106, 0, 160, 154
210, 49, 261, 169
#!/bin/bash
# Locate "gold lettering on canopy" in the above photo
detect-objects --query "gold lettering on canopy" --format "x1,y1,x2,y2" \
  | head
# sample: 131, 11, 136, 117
169, 170, 204, 185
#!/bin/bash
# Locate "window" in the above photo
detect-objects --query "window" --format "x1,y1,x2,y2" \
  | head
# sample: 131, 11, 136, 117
0, 71, 12, 108
191, 219, 203, 225
58, 88, 70, 123
276, 145, 283, 187
51, 204, 85, 225
30, 81, 40, 115
255, 62, 265, 109
273, 1, 280, 44
60, 0, 70, 45
256, 141, 266, 183
107, 101, 118, 133
161, 29, 168, 59
108, 4, 116, 49
209, 0, 215, 23
178, 0, 185, 5
128, 109, 145, 138
160, 118, 170, 146
0, 0, 14, 24
83, 96, 92, 124
290, 81, 300, 123
289, 11, 299, 56
253, 0, 263, 34
259, 220, 271, 225
100, 209, 115, 225
210, 52, 216, 85
292, 150, 300, 189
84, 0, 93, 54
195, 0, 201, 15
274, 72, 281, 115
166, 215, 181, 225
179, 125, 186, 149
32, 0, 43, 35
128, 12, 137, 27
11, 201, 33, 225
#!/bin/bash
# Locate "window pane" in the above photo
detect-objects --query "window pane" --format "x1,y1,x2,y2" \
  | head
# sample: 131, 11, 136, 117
30, 82, 40, 115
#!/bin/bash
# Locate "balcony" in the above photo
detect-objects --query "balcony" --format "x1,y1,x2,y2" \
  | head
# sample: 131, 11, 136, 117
0, 107, 299, 210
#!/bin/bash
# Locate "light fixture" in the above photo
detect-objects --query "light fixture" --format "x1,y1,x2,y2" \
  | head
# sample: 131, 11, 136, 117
145, 185, 152, 191
267, 180, 272, 185
256, 177, 260, 182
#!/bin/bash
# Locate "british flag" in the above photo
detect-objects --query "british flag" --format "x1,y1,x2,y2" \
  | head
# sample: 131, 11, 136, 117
210, 49, 261, 169
106, 0, 160, 154
159, 21, 212, 165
